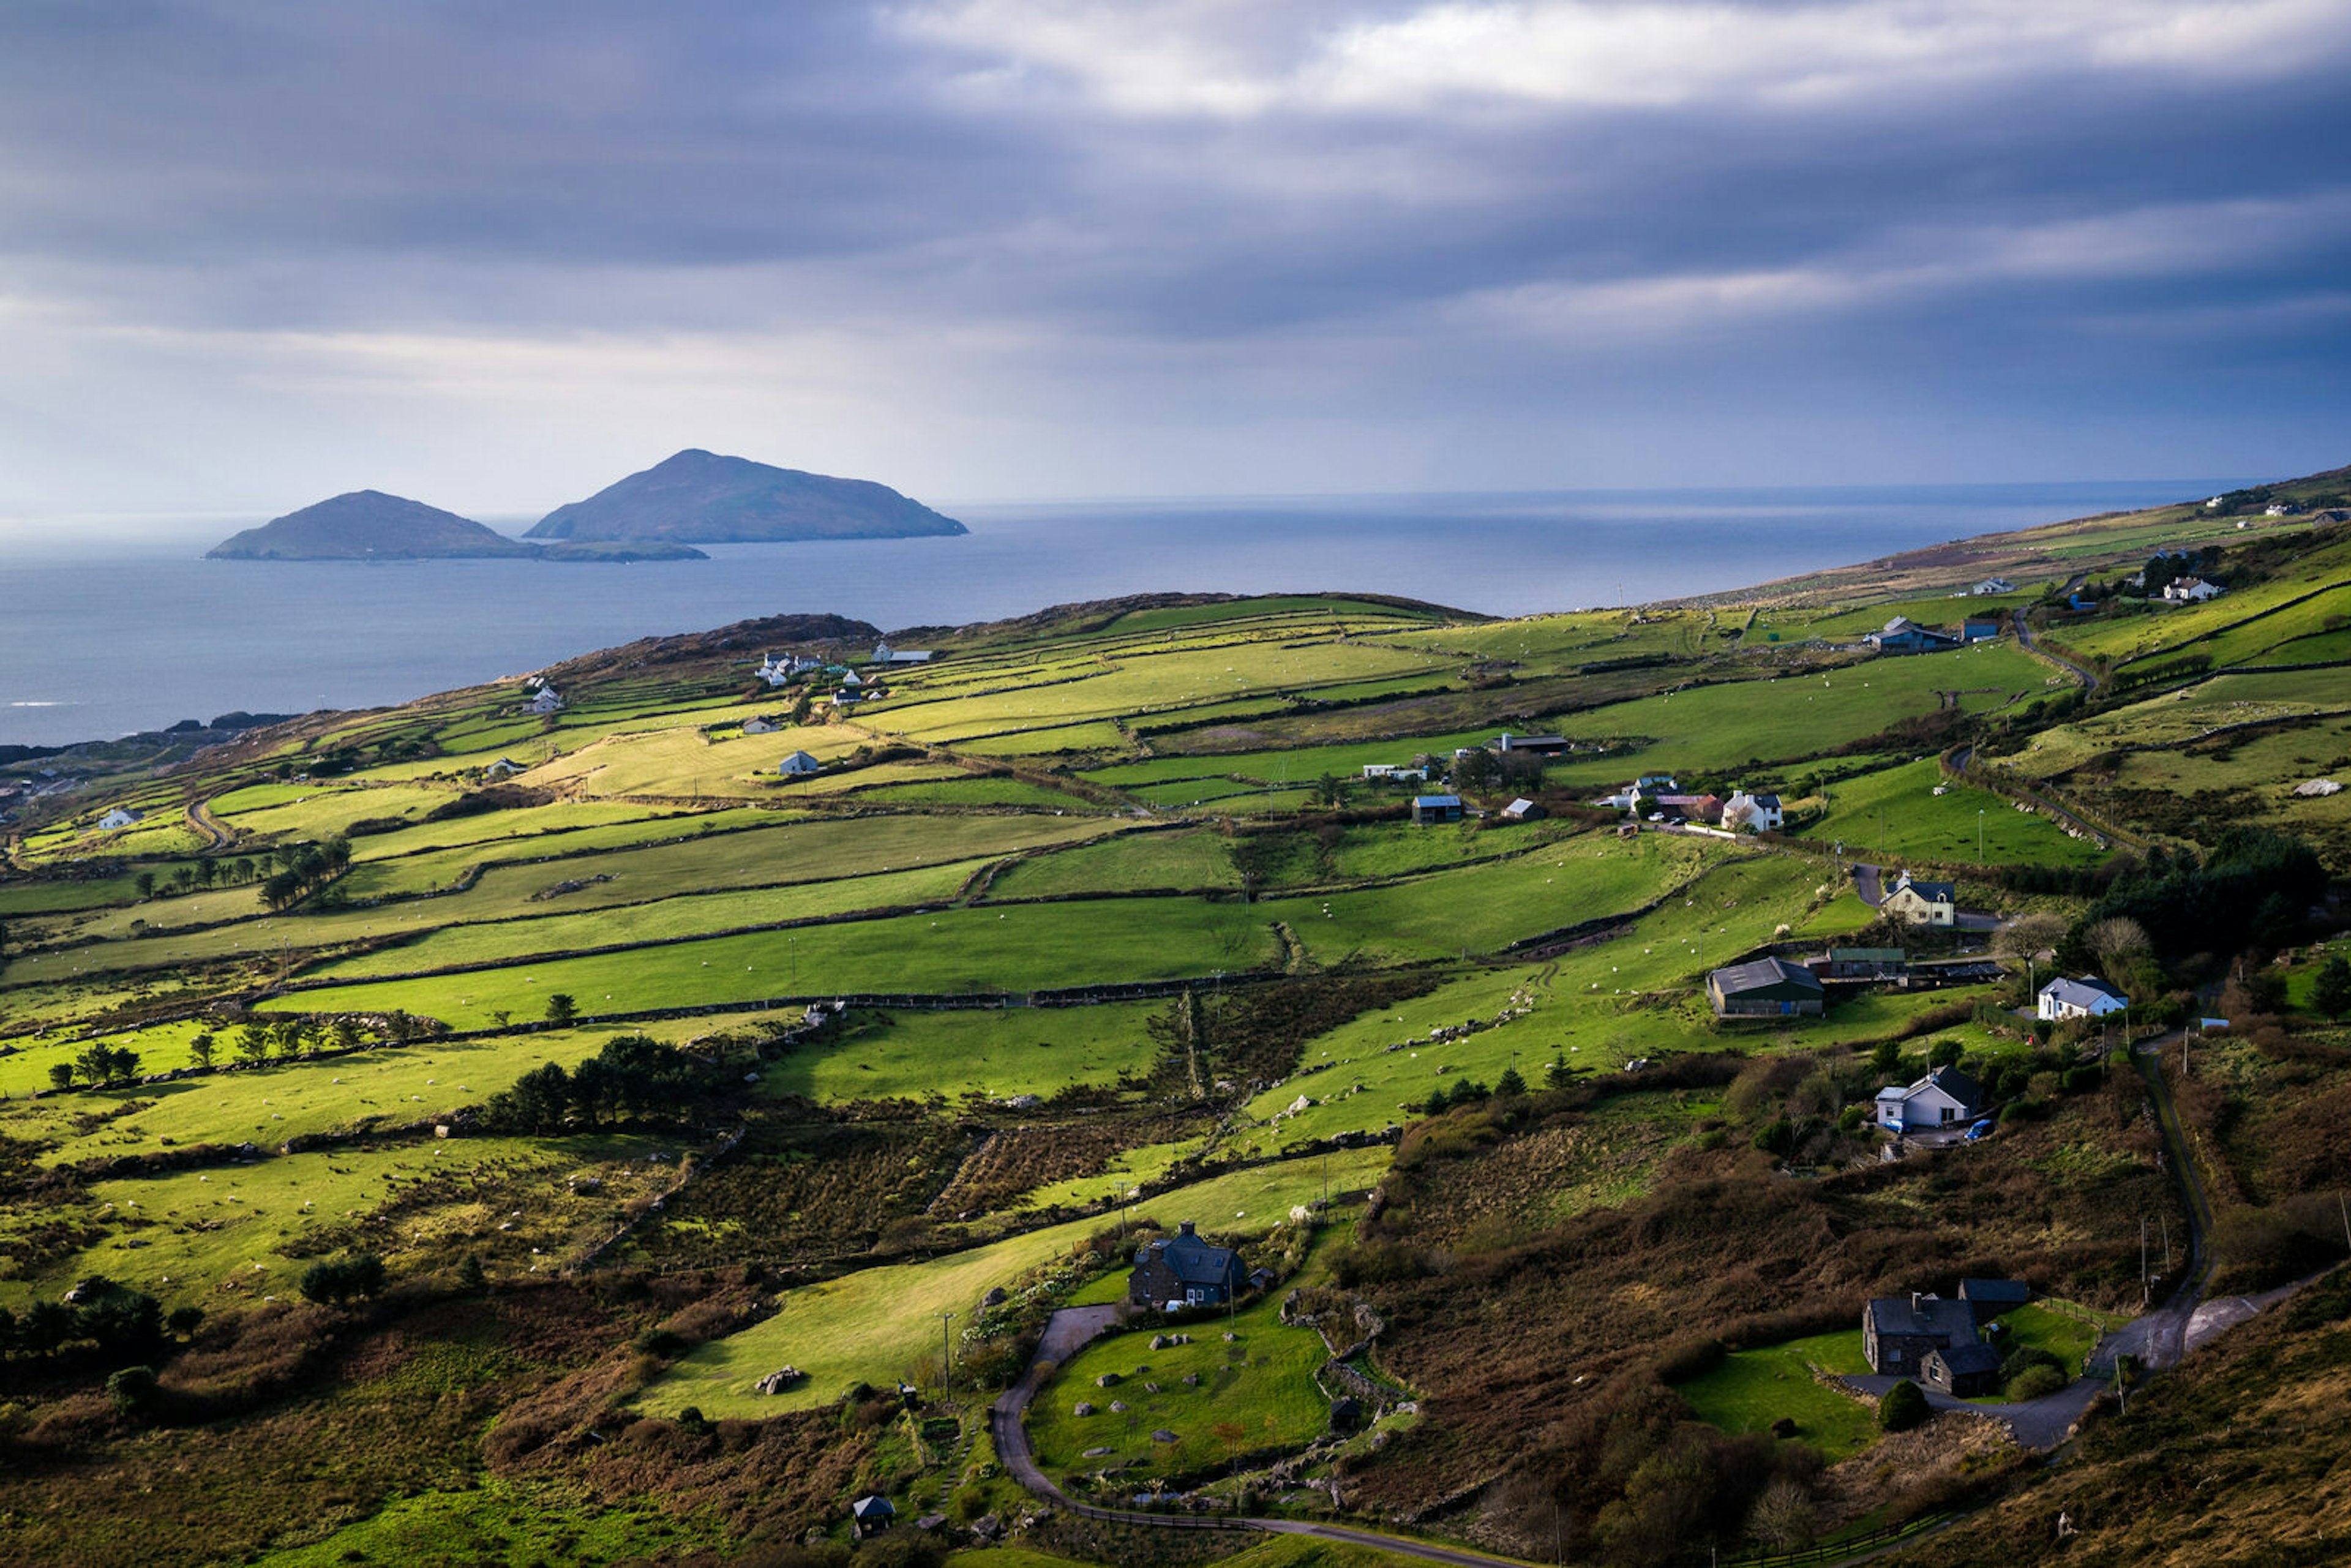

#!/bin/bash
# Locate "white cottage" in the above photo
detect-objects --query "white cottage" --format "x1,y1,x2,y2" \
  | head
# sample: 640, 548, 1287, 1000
527, 684, 563, 715
97, 806, 143, 830
2038, 975, 2128, 1021
1723, 790, 1783, 832
778, 750, 823, 777
1875, 1065, 1984, 1131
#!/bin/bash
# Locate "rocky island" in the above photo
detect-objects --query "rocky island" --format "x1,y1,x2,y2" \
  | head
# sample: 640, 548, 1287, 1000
524, 448, 968, 544
206, 491, 707, 561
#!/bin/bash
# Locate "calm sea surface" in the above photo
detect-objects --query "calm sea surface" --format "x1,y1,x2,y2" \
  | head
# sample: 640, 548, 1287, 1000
0, 481, 2242, 746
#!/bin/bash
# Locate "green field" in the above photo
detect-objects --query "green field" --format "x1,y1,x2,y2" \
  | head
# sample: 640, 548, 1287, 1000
637, 1149, 1392, 1417
1671, 1332, 1879, 1460
1807, 757, 2109, 867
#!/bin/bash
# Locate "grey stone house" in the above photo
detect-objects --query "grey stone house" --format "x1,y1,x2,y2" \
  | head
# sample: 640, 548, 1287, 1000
1128, 1221, 1245, 1310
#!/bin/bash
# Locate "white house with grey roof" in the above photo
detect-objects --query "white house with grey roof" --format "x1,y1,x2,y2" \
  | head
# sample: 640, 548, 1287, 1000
1875, 1064, 1983, 1131
2038, 975, 2128, 1021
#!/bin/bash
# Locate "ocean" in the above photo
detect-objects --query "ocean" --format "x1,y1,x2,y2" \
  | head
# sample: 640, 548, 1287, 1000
0, 480, 2241, 747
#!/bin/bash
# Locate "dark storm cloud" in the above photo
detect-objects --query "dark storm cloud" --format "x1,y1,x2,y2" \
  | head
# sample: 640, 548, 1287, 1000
2, 0, 2349, 506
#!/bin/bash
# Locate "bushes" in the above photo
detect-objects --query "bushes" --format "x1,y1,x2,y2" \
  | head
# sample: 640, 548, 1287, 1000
1654, 1337, 1726, 1384
1878, 1378, 1929, 1431
2006, 1363, 2069, 1401
299, 1253, 386, 1306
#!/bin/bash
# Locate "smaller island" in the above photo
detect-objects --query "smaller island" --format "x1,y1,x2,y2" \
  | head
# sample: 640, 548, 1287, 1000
206, 491, 707, 562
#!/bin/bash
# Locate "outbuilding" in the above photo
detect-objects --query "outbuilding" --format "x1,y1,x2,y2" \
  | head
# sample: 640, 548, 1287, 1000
1921, 1341, 2004, 1397
1706, 958, 1825, 1018
1411, 793, 1464, 825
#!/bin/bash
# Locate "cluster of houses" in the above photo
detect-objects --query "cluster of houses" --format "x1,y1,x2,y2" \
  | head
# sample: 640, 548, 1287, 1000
1863, 1280, 2031, 1394
1589, 774, 1785, 832
756, 642, 936, 692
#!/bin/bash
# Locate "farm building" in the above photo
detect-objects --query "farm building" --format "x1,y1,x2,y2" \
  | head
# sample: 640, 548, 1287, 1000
97, 806, 143, 830
1971, 577, 2016, 595
1880, 872, 1956, 927
2038, 975, 2128, 1021
850, 1496, 896, 1537
1813, 948, 1908, 980
1706, 958, 1824, 1018
527, 684, 563, 715
1873, 1065, 1982, 1131
1494, 732, 1569, 754
483, 758, 525, 779
1499, 798, 1545, 821
1865, 617, 1962, 654
778, 750, 823, 777
1863, 1292, 1978, 1375
872, 641, 934, 664
743, 716, 779, 735
1654, 792, 1723, 823
1129, 1221, 1246, 1311
1959, 1278, 2032, 1324
1411, 793, 1464, 825
1922, 1341, 2004, 1397
1961, 615, 2004, 642
2164, 577, 2223, 603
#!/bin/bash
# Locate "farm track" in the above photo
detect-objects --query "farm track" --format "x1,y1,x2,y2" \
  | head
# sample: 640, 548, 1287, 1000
186, 795, 233, 850
2011, 608, 2099, 694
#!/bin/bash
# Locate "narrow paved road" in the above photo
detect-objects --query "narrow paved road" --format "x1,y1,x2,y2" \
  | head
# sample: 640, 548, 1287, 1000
2012, 607, 2100, 695
992, 1306, 1533, 1567
185, 794, 232, 850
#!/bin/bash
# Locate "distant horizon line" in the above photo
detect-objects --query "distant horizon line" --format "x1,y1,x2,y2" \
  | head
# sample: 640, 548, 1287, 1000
0, 472, 2268, 536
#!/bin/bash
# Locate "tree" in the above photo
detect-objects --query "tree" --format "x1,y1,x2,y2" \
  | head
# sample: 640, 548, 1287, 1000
544, 992, 579, 1029
300, 1254, 386, 1306
2312, 954, 2351, 1021
1927, 1038, 1963, 1070
105, 1364, 160, 1416
1545, 1052, 1572, 1090
134, 871, 157, 900
233, 1024, 271, 1066
1313, 772, 1346, 808
1878, 1378, 1929, 1431
187, 1033, 216, 1070
456, 1255, 489, 1295
48, 1063, 75, 1092
329, 1018, 363, 1053
1870, 1039, 1903, 1075
2082, 916, 2153, 990
1494, 1065, 1527, 1097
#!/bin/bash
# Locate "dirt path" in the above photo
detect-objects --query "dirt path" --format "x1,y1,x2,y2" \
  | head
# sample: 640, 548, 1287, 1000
992, 1306, 1533, 1566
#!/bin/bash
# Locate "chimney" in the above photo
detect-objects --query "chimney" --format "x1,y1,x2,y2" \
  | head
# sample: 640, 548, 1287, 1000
1911, 1292, 1923, 1314
1179, 1220, 1196, 1237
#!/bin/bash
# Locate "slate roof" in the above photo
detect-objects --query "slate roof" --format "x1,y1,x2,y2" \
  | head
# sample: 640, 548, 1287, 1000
1710, 957, 1823, 998
2041, 975, 2127, 1011
1143, 1224, 1240, 1288
1959, 1278, 2031, 1310
1927, 1341, 2003, 1377
1891, 875, 1956, 903
852, 1496, 896, 1522
1865, 1294, 1977, 1341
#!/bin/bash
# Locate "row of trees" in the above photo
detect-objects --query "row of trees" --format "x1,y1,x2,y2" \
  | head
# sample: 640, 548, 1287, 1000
0, 1277, 197, 1364
47, 1043, 142, 1091
132, 839, 337, 901
260, 838, 353, 910
483, 1033, 716, 1134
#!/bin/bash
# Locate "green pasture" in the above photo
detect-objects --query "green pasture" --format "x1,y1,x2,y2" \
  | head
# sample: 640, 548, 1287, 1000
955, 721, 1134, 757
0, 873, 166, 916
2014, 667, 2351, 779
264, 896, 1284, 1029
870, 642, 1449, 744
1027, 1236, 1340, 1480
847, 776, 1097, 809
517, 721, 867, 799
0, 1017, 216, 1098
1084, 728, 1504, 789
2110, 715, 2351, 798
1535, 643, 2053, 789
1807, 758, 2108, 868
256, 1479, 726, 1567
16, 1026, 649, 1168
342, 806, 779, 895
287, 858, 990, 981
1750, 594, 2026, 647
0, 1131, 672, 1310
987, 830, 1244, 899
1988, 1302, 2105, 1373
1010, 1135, 1215, 1214
758, 1000, 1165, 1105
1671, 1333, 1878, 1460
636, 1148, 1390, 1418
1379, 609, 1681, 669
214, 782, 460, 842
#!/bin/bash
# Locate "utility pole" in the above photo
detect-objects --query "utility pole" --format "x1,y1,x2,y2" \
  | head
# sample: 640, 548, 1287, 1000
2161, 1214, 2170, 1275
2141, 1217, 2150, 1308
1978, 808, 1985, 866
939, 1311, 956, 1396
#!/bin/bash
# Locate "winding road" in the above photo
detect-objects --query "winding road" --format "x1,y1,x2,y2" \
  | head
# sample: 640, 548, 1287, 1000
2011, 606, 2100, 696
991, 1305, 1532, 1567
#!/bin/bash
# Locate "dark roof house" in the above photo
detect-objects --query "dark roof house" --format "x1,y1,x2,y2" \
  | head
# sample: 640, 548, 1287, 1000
1921, 1341, 2003, 1397
1959, 1278, 2031, 1323
1706, 958, 1825, 1018
1128, 1221, 1247, 1310
1864, 1292, 1977, 1374
851, 1496, 896, 1537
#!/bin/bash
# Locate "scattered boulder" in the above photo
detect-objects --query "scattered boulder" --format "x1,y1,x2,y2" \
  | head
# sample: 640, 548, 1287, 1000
972, 1514, 1003, 1540
1152, 1429, 1179, 1444
1083, 1446, 1114, 1457
1182, 1373, 1200, 1387
1149, 1334, 1170, 1350
1096, 1371, 1120, 1387
1770, 1417, 1799, 1439
1109, 1401, 1128, 1413
1224, 1331, 1239, 1342
1144, 1382, 1162, 1394
754, 1366, 806, 1395
981, 1286, 1008, 1307
1073, 1401, 1095, 1417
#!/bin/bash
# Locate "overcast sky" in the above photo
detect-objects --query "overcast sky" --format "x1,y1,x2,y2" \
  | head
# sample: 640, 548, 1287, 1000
4, 0, 2349, 519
